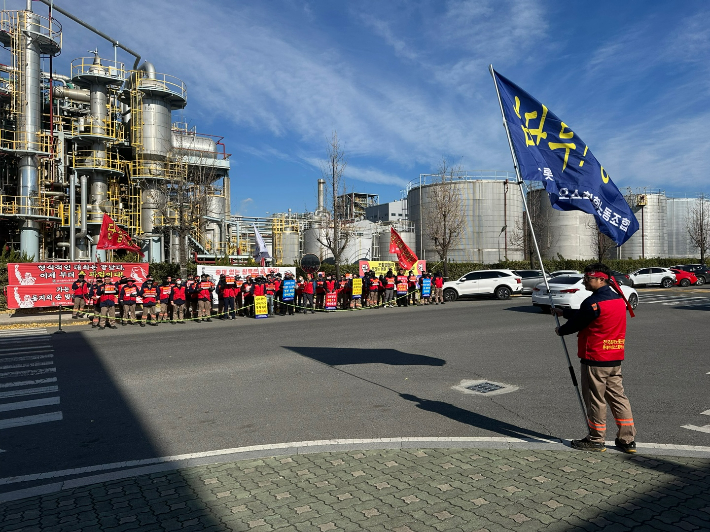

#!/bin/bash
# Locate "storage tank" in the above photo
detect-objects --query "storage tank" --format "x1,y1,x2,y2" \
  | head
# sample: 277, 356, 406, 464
407, 175, 523, 263
171, 130, 217, 159
303, 226, 330, 260
666, 198, 696, 258
281, 231, 300, 265
618, 193, 668, 259
529, 188, 597, 260
378, 224, 416, 262
341, 220, 376, 263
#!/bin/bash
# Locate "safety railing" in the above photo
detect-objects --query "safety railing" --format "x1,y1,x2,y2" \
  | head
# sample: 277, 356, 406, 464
0, 194, 61, 219
131, 70, 187, 103
70, 113, 126, 142
0, 129, 56, 154
71, 57, 125, 82
72, 150, 125, 172
0, 10, 62, 50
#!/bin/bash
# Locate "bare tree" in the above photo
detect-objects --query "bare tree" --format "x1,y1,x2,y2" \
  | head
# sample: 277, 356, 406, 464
688, 194, 710, 264
586, 219, 617, 262
423, 158, 466, 279
317, 131, 351, 278
509, 185, 558, 267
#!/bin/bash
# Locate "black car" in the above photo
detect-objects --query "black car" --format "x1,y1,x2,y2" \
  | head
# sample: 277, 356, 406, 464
671, 264, 709, 286
611, 270, 634, 287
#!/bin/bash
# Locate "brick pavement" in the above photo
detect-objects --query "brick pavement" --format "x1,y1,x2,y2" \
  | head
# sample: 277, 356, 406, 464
2, 447, 709, 531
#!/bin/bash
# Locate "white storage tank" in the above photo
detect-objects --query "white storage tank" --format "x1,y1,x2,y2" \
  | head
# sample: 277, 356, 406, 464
618, 193, 668, 259
378, 224, 416, 262
303, 226, 330, 261
280, 231, 300, 265
407, 175, 523, 263
666, 198, 696, 258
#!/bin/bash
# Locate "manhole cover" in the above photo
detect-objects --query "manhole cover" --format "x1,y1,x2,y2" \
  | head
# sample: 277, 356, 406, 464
453, 379, 518, 396
465, 382, 504, 393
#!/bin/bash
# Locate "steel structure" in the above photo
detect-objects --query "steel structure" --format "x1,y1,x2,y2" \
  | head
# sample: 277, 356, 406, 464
0, 2, 231, 262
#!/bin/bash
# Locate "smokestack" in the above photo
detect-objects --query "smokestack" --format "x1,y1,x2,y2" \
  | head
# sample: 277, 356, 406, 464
317, 179, 325, 214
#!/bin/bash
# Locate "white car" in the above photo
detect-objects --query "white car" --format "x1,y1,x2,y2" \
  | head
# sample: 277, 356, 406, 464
443, 269, 523, 301
549, 270, 580, 278
628, 267, 676, 288
531, 274, 639, 311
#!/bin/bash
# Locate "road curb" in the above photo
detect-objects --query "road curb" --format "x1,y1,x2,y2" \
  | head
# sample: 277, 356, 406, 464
2, 436, 710, 503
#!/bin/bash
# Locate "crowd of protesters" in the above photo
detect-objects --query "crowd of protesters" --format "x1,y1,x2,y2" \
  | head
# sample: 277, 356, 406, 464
70, 267, 446, 329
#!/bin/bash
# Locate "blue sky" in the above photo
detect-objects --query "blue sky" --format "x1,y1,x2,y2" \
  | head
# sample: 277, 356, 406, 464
18, 0, 710, 216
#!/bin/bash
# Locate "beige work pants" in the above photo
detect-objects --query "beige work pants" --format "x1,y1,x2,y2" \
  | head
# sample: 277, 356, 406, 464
580, 363, 636, 444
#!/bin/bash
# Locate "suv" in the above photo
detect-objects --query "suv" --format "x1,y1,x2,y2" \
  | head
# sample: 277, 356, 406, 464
628, 267, 676, 288
513, 270, 551, 294
671, 264, 710, 286
443, 269, 522, 301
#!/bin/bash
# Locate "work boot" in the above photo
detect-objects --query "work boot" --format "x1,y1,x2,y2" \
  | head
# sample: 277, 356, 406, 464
615, 438, 637, 454
98, 326, 105, 330
571, 437, 606, 452
109, 324, 117, 330
121, 321, 126, 326
206, 318, 212, 322
72, 315, 77, 319
140, 322, 145, 327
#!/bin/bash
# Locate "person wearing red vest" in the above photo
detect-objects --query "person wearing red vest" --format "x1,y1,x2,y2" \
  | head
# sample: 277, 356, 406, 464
555, 262, 636, 454
368, 273, 380, 308
407, 270, 419, 306
295, 276, 304, 313
139, 277, 159, 326
432, 272, 444, 305
302, 274, 316, 314
158, 280, 173, 323
222, 275, 236, 320
241, 277, 255, 317
188, 274, 200, 319
315, 273, 325, 309
88, 278, 102, 328
235, 276, 245, 316
96, 279, 119, 330
119, 278, 139, 325
170, 278, 188, 323
71, 273, 90, 319
197, 274, 214, 322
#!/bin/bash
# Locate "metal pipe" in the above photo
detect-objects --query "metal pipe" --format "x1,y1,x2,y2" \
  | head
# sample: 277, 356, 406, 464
36, 0, 142, 69
77, 174, 87, 240
69, 172, 76, 260
53, 86, 90, 102
317, 178, 325, 214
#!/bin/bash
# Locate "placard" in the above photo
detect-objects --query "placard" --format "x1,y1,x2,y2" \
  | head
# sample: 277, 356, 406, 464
324, 292, 338, 310
351, 278, 362, 299
254, 295, 269, 318
421, 278, 432, 298
282, 279, 295, 301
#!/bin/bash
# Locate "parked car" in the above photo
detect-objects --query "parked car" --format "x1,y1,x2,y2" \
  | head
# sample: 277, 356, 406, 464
443, 269, 522, 301
628, 267, 676, 288
532, 274, 639, 311
610, 270, 634, 287
512, 270, 551, 294
670, 268, 698, 287
549, 270, 580, 278
671, 264, 710, 285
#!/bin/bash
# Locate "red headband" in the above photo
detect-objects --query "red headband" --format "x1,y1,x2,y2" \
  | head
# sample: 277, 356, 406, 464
585, 271, 609, 279
586, 271, 635, 317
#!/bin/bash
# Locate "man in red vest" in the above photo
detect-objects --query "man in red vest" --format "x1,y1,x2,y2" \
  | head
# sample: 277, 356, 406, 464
139, 277, 159, 326
119, 278, 138, 325
170, 278, 188, 323
555, 262, 636, 454
302, 273, 316, 314
158, 278, 173, 323
197, 274, 214, 322
71, 272, 90, 319
96, 278, 119, 330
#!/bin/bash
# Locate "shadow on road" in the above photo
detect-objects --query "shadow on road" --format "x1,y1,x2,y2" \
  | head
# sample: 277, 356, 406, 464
399, 393, 553, 441
504, 305, 544, 313
284, 346, 445, 366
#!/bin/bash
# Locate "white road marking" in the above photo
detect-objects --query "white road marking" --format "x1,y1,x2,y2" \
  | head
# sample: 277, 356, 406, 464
701, 409, 710, 416
682, 424, 710, 434
0, 396, 59, 412
0, 361, 54, 370
0, 368, 56, 378
0, 411, 62, 430
0, 377, 57, 389
0, 385, 58, 399
0, 354, 53, 363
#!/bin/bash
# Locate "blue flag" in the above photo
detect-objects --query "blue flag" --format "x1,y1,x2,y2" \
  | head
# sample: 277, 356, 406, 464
492, 69, 639, 246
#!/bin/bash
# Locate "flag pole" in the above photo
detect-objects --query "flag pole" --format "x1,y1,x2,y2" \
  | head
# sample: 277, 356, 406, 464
489, 64, 588, 430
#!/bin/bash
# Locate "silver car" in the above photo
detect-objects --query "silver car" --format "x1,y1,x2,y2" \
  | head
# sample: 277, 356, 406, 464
513, 270, 551, 295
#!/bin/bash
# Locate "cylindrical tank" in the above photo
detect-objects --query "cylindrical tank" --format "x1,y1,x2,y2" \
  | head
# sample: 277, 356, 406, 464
141, 97, 172, 158
281, 231, 300, 265
303, 226, 330, 260
171, 131, 217, 158
206, 195, 225, 219
407, 177, 524, 263
619, 193, 668, 259
666, 198, 695, 258
528, 189, 597, 260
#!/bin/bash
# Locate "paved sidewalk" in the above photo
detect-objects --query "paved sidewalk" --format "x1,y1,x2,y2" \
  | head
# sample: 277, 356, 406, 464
2, 444, 709, 531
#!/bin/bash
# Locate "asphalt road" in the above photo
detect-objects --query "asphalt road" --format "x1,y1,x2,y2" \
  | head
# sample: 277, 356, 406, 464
1, 287, 708, 489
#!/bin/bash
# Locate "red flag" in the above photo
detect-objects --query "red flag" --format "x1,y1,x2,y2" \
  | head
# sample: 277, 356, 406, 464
389, 227, 418, 270
97, 214, 144, 256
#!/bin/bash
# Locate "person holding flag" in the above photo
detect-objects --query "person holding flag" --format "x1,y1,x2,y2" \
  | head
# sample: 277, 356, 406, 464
490, 65, 640, 441
554, 263, 637, 454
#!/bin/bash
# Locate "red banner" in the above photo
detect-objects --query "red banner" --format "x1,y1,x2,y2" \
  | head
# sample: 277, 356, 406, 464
389, 227, 419, 270
97, 214, 143, 254
325, 292, 338, 310
8, 262, 148, 285
5, 262, 149, 309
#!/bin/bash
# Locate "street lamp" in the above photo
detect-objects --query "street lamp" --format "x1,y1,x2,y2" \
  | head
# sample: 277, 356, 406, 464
498, 225, 507, 263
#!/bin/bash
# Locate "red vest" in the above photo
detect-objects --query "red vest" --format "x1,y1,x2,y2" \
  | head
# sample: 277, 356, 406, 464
385, 276, 395, 289
369, 279, 380, 290
304, 280, 314, 295
434, 277, 444, 288
121, 285, 138, 303
325, 280, 336, 292
159, 286, 172, 300
577, 299, 627, 362
172, 286, 187, 302
223, 286, 235, 298
99, 283, 118, 304
198, 281, 213, 300
72, 280, 89, 297
253, 284, 265, 296
141, 287, 158, 305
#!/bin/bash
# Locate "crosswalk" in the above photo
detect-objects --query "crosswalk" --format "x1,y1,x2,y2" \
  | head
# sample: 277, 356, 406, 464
0, 328, 62, 430
639, 293, 710, 307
